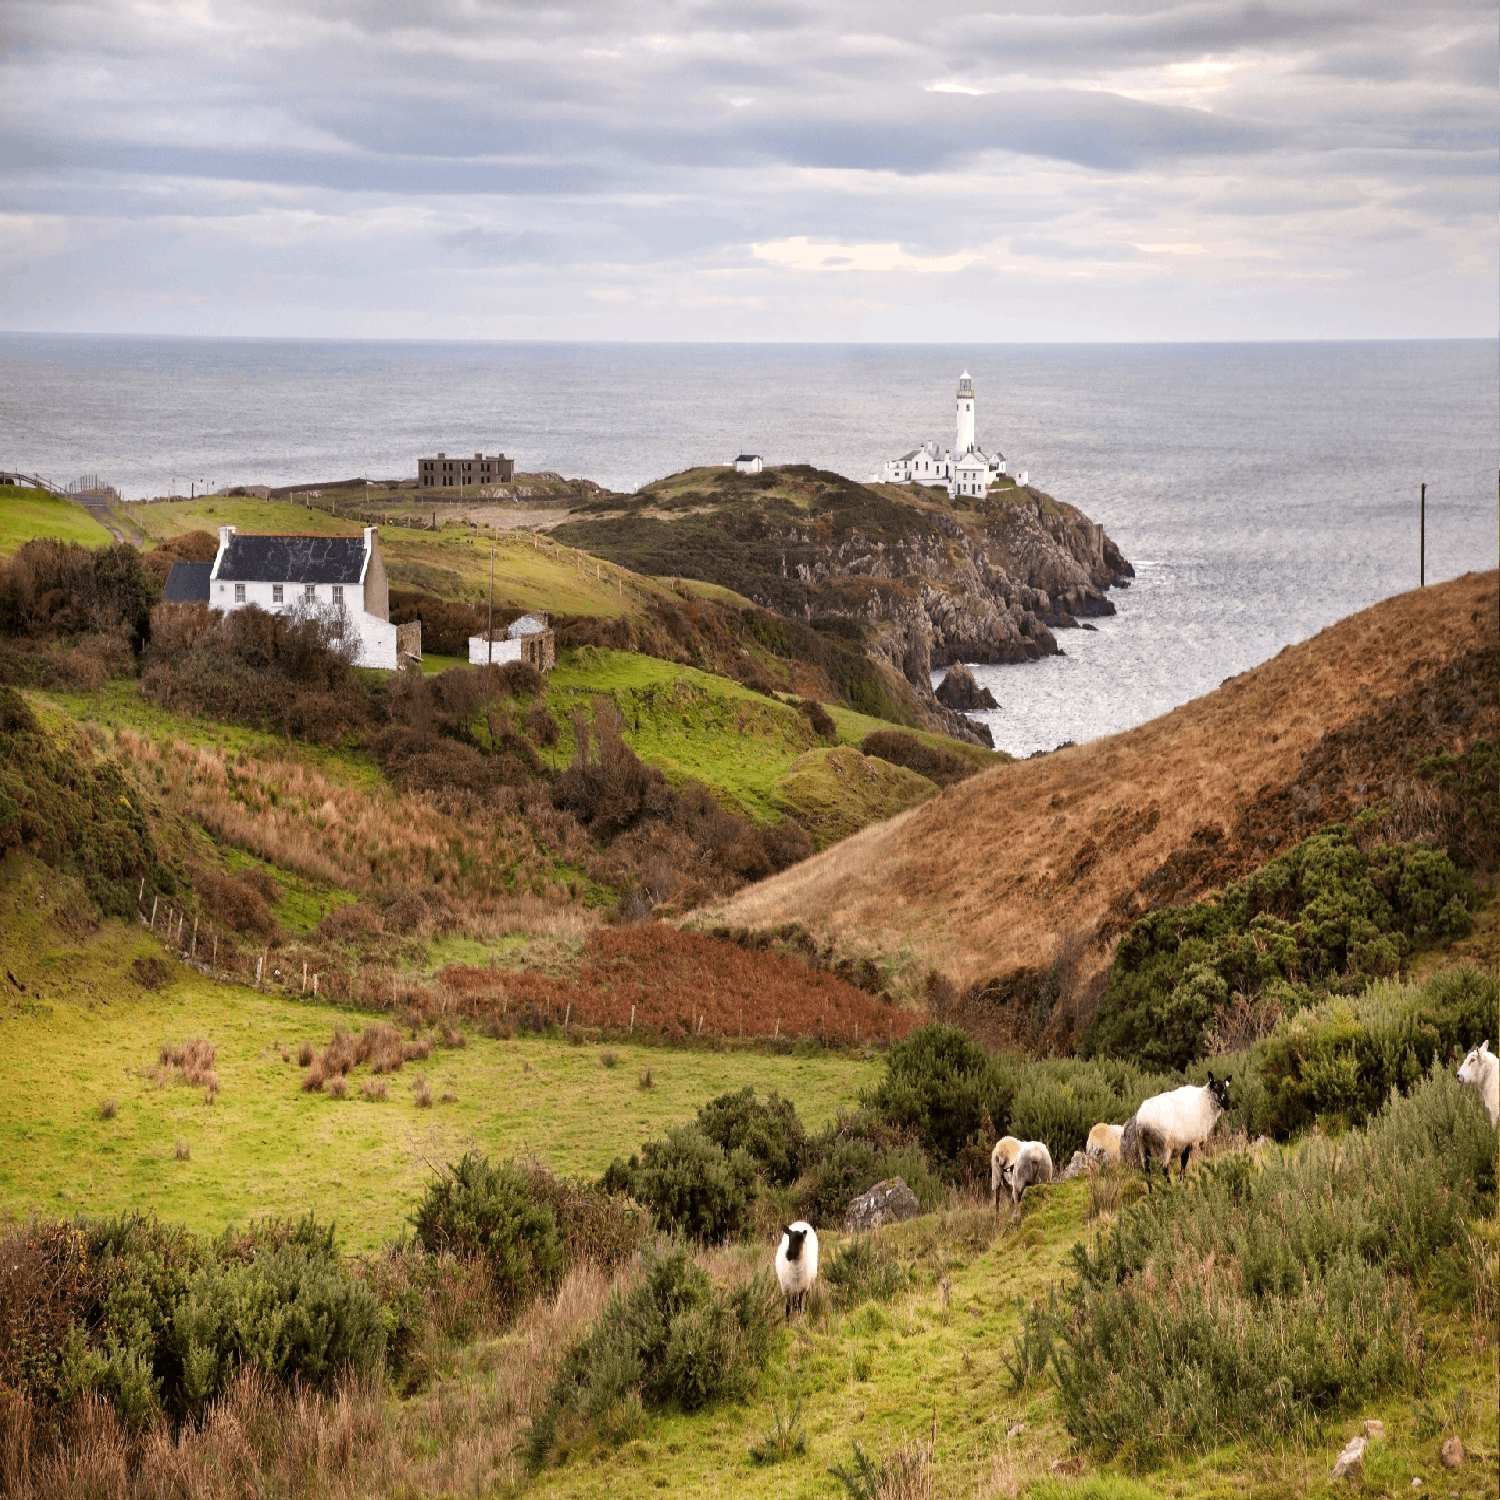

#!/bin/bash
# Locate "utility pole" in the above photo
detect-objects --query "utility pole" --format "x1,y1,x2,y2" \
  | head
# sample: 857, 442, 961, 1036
487, 545, 496, 665
1419, 483, 1425, 587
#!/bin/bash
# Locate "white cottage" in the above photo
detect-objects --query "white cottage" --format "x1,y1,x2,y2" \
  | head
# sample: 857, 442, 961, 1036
733, 454, 764, 474
201, 524, 418, 670
881, 371, 1006, 500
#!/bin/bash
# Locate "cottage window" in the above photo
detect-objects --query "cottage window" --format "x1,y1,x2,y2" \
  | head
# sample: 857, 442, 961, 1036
234, 583, 245, 603
305, 584, 316, 602
272, 584, 283, 604
332, 585, 343, 606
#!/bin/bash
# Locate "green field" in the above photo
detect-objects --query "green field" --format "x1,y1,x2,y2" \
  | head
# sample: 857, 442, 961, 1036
0, 486, 116, 556
0, 887, 878, 1253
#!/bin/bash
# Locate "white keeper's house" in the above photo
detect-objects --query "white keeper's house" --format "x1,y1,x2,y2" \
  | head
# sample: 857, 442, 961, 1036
164, 525, 420, 671
881, 371, 1006, 500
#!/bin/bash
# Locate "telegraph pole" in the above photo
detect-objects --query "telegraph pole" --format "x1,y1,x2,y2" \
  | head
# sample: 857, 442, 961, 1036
1420, 483, 1425, 587
487, 545, 495, 665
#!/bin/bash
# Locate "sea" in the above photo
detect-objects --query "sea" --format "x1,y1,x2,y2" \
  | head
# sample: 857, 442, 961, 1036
1, 336, 1495, 758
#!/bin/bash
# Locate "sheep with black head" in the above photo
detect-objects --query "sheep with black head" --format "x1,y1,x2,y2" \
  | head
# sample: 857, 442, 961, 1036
775, 1221, 820, 1321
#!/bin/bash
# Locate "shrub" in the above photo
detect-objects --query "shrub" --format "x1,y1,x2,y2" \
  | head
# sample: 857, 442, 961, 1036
861, 729, 978, 788
1083, 829, 1476, 1070
605, 1125, 759, 1243
821, 1234, 909, 1309
0, 538, 157, 646
1251, 966, 1498, 1137
2, 1211, 380, 1428
411, 1153, 566, 1313
795, 697, 837, 740
194, 866, 280, 937
99, 1098, 118, 1120
527, 1247, 774, 1465
863, 1024, 1011, 1170
695, 1086, 807, 1187
1040, 1067, 1497, 1458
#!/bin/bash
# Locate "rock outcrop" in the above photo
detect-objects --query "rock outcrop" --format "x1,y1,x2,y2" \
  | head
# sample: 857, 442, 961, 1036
554, 467, 1133, 749
845, 1176, 921, 1231
935, 663, 998, 711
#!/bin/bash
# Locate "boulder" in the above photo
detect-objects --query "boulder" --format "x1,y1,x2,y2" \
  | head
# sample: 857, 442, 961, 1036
1058, 1150, 1089, 1181
1330, 1435, 1367, 1481
934, 663, 998, 712
1440, 1436, 1463, 1469
845, 1176, 921, 1232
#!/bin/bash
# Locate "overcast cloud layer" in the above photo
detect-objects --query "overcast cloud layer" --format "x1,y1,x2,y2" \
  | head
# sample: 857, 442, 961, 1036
1, 0, 1494, 339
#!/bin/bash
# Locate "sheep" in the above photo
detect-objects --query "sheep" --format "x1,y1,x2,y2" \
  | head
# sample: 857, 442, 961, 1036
1131, 1072, 1231, 1189
1000, 1140, 1054, 1216
990, 1135, 1023, 1213
1457, 1039, 1498, 1128
775, 1221, 820, 1320
1119, 1116, 1145, 1170
1086, 1122, 1124, 1164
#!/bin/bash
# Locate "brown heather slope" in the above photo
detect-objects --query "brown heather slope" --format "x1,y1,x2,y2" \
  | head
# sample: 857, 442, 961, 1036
703, 571, 1498, 1049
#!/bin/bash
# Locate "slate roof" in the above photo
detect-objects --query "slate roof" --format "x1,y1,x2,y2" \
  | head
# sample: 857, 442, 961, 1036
216, 534, 367, 584
162, 561, 212, 602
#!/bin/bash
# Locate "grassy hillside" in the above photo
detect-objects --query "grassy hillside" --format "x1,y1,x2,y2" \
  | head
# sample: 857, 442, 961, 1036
0, 486, 116, 555
0, 855, 879, 1252
128, 494, 660, 618
707, 570, 1500, 1036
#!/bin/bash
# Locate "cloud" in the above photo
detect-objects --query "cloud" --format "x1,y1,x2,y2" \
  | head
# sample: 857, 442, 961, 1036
0, 0, 1491, 337
752, 236, 981, 272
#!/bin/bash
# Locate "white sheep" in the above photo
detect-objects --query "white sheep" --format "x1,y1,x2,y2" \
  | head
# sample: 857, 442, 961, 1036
1457, 1040, 1498, 1128
1086, 1122, 1123, 1164
1131, 1072, 1231, 1188
1000, 1140, 1054, 1215
775, 1221, 820, 1320
990, 1135, 1023, 1213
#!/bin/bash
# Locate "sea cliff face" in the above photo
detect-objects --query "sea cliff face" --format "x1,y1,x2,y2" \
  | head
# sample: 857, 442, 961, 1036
553, 468, 1133, 745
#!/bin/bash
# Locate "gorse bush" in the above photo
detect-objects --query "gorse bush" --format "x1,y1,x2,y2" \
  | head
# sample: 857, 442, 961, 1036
1082, 828, 1475, 1071
603, 1125, 759, 1243
527, 1246, 774, 1466
0, 538, 157, 647
411, 1154, 566, 1313
0, 1213, 382, 1429
1035, 1067, 1497, 1458
695, 1086, 807, 1188
1248, 965, 1497, 1137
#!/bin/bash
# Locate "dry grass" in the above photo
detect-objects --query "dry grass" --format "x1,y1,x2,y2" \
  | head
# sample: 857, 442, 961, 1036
362, 1078, 387, 1102
412, 1077, 432, 1109
97, 1098, 117, 1121
708, 571, 1500, 1023
638, 1066, 654, 1090
173, 1138, 189, 1162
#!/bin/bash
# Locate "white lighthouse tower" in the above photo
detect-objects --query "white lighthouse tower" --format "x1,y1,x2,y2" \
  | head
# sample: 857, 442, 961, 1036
956, 370, 976, 454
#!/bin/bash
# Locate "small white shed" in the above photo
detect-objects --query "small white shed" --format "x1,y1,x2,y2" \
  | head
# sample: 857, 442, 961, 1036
733, 454, 764, 475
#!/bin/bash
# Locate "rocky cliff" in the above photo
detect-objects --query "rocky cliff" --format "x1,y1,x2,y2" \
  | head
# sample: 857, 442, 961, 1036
554, 466, 1133, 744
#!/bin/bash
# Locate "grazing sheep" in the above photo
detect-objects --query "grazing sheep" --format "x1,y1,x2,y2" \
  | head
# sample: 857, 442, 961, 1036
775, 1221, 820, 1320
1457, 1040, 1498, 1128
990, 1135, 1024, 1212
1132, 1072, 1232, 1189
1086, 1122, 1124, 1164
1000, 1141, 1054, 1215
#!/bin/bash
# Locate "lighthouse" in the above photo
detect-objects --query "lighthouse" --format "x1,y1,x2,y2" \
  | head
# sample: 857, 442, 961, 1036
956, 371, 976, 454
879, 370, 1006, 498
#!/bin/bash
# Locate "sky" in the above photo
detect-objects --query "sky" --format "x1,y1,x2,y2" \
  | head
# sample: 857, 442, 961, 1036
1, 0, 1495, 341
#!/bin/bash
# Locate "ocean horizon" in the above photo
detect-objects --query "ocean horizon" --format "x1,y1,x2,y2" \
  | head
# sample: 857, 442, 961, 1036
2, 334, 1495, 756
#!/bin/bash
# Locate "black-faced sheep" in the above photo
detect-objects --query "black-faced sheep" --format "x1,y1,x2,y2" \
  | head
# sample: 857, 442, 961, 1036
1000, 1140, 1054, 1216
990, 1135, 1024, 1212
1131, 1072, 1231, 1188
1086, 1122, 1123, 1163
775, 1221, 820, 1320
1457, 1039, 1498, 1127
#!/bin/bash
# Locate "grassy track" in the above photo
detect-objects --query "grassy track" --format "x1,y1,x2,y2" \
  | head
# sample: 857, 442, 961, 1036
0, 487, 116, 555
